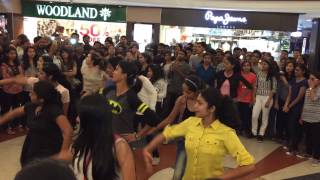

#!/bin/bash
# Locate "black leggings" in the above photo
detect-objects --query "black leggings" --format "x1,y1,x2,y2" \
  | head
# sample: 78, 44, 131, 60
304, 122, 320, 159
288, 108, 303, 152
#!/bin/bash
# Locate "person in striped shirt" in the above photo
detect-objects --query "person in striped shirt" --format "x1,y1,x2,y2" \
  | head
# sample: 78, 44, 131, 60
301, 71, 320, 166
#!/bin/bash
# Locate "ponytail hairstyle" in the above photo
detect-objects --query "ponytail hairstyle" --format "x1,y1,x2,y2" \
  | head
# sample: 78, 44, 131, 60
184, 75, 206, 93
33, 80, 62, 108
42, 63, 72, 92
118, 60, 142, 93
200, 87, 240, 129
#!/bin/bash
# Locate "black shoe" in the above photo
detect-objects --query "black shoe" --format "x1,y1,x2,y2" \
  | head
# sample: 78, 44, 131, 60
257, 135, 264, 142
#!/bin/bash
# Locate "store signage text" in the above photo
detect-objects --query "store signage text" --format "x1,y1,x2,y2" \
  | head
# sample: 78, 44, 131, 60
22, 1, 126, 22
36, 5, 111, 20
204, 11, 247, 26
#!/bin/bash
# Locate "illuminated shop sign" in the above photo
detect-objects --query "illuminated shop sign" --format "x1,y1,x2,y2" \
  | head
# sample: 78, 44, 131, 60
22, 1, 126, 22
204, 11, 247, 25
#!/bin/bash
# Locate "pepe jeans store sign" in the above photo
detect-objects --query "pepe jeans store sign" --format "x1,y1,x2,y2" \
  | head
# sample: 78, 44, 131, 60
161, 8, 299, 31
22, 1, 126, 22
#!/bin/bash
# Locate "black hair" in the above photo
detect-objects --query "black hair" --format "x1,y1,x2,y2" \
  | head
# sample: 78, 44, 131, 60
42, 63, 72, 92
17, 34, 29, 45
233, 47, 241, 52
118, 61, 142, 92
33, 80, 62, 108
225, 56, 237, 66
82, 35, 90, 39
148, 64, 164, 84
184, 75, 206, 93
242, 48, 247, 53
107, 56, 121, 70
22, 46, 38, 70
90, 52, 103, 67
15, 159, 76, 180
281, 50, 289, 54
196, 42, 207, 49
60, 48, 74, 71
200, 87, 240, 129
71, 32, 79, 38
310, 71, 320, 80
261, 59, 275, 81
295, 63, 309, 78
73, 94, 118, 180
140, 53, 153, 64
284, 60, 296, 80
240, 60, 252, 70
5, 47, 20, 66
40, 55, 54, 66
33, 36, 42, 44
120, 35, 127, 39
253, 50, 262, 59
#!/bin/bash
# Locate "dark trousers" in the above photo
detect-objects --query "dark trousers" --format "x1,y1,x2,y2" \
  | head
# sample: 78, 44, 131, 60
276, 99, 289, 141
288, 108, 303, 151
304, 122, 320, 159
237, 102, 252, 134
163, 92, 181, 118
1, 92, 24, 129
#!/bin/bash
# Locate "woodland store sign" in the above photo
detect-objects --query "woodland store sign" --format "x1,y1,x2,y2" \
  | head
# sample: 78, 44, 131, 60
22, 1, 126, 22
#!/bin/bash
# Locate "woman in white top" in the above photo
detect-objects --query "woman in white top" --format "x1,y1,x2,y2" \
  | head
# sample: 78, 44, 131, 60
147, 64, 167, 117
72, 94, 135, 180
81, 52, 107, 97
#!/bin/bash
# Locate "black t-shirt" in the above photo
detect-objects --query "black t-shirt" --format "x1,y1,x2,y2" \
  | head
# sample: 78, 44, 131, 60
20, 103, 64, 166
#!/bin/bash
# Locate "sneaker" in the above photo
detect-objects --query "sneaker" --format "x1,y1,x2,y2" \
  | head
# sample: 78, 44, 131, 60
152, 157, 160, 166
7, 128, 16, 135
311, 159, 320, 167
257, 136, 264, 142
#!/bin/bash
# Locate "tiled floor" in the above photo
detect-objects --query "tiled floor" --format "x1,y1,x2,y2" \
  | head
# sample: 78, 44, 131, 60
0, 134, 319, 180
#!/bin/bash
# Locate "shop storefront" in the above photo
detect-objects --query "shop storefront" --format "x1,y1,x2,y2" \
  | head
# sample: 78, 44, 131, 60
21, 1, 127, 44
160, 8, 299, 57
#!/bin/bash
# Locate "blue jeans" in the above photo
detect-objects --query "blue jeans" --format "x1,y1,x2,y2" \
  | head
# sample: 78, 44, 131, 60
173, 140, 186, 180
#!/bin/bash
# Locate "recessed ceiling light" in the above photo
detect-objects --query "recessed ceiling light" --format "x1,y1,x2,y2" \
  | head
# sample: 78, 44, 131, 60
306, 19, 312, 22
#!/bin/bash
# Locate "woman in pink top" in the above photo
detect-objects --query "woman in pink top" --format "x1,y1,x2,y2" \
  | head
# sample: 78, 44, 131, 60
1, 47, 24, 134
236, 61, 257, 137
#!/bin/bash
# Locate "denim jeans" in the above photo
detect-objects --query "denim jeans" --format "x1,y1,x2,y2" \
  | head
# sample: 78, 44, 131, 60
173, 140, 186, 180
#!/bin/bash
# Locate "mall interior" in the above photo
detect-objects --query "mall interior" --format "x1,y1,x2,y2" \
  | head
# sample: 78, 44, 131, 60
1, 0, 320, 180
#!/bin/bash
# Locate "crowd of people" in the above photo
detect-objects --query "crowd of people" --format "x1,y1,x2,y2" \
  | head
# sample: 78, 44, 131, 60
0, 28, 319, 180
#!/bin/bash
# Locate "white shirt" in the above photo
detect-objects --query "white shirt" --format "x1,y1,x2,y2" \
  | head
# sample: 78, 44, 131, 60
137, 75, 157, 111
26, 77, 70, 104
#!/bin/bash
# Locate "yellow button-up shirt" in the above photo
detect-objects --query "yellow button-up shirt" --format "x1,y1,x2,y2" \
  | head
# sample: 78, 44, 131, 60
163, 117, 255, 180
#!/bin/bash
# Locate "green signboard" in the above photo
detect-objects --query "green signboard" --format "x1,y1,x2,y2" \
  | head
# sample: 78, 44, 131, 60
22, 1, 126, 22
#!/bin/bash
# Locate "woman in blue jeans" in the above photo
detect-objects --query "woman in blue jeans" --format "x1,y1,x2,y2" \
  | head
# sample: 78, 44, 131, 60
148, 75, 205, 179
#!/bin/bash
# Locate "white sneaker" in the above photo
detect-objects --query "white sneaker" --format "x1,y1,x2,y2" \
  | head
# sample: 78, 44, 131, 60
152, 157, 160, 166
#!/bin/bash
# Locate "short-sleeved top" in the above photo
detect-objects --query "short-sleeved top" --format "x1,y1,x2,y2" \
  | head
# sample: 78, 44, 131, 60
302, 88, 320, 123
167, 61, 191, 94
26, 77, 70, 104
163, 117, 254, 180
237, 72, 256, 103
104, 89, 139, 134
289, 78, 308, 111
21, 103, 64, 166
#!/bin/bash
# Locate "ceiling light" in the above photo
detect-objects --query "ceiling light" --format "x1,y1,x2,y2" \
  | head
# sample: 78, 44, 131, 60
291, 31, 302, 38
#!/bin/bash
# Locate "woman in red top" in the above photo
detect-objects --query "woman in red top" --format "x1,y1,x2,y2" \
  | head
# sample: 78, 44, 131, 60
1, 47, 24, 134
236, 60, 257, 137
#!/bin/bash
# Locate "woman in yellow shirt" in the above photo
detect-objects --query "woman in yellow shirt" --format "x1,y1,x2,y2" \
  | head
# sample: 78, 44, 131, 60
143, 87, 255, 180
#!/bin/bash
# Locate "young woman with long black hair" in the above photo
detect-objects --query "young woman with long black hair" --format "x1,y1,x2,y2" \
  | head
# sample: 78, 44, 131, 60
99, 60, 160, 143
284, 64, 308, 156
0, 81, 73, 166
143, 87, 255, 180
0, 56, 71, 116
251, 59, 277, 142
1, 47, 24, 134
147, 75, 205, 179
72, 94, 135, 180
22, 46, 38, 77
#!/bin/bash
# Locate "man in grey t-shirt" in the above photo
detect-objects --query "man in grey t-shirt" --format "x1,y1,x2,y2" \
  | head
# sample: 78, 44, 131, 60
189, 42, 206, 71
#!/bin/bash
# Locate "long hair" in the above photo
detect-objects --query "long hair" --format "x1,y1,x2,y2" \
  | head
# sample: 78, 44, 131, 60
148, 64, 164, 84
184, 75, 206, 93
33, 81, 62, 108
200, 87, 240, 129
5, 47, 20, 66
22, 46, 38, 70
60, 48, 74, 71
72, 94, 118, 180
42, 63, 72, 92
261, 59, 275, 82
